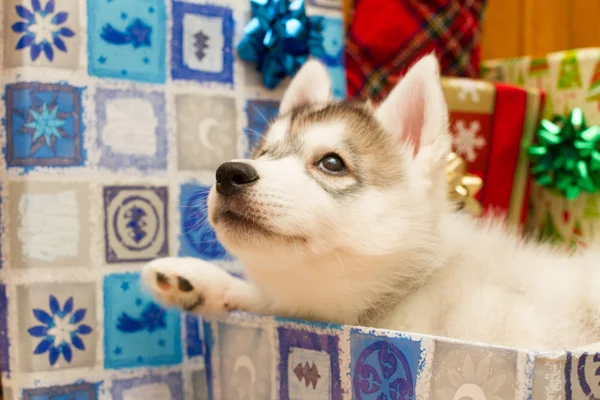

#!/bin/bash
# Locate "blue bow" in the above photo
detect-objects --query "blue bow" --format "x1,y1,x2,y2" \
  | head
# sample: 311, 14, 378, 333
237, 0, 325, 89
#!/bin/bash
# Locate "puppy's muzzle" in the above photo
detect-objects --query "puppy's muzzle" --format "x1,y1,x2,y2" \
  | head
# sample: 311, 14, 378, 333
215, 161, 259, 197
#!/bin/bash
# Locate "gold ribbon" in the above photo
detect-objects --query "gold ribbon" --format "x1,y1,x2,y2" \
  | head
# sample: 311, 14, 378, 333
446, 152, 483, 216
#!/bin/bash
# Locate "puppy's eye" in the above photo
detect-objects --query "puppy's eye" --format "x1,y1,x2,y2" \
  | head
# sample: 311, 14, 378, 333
318, 153, 345, 174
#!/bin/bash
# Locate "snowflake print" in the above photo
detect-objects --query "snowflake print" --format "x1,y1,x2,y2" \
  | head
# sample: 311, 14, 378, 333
449, 80, 488, 103
27, 295, 92, 366
11, 0, 75, 62
15, 90, 74, 156
452, 120, 485, 162
436, 355, 507, 400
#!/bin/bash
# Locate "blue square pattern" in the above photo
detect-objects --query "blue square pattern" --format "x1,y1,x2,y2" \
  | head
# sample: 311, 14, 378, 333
245, 100, 280, 156
4, 82, 85, 169
103, 272, 182, 369
87, 0, 166, 83
317, 17, 346, 99
179, 182, 229, 261
103, 185, 169, 263
95, 88, 167, 172
185, 314, 203, 358
111, 373, 184, 400
217, 322, 273, 400
350, 330, 422, 400
278, 326, 343, 400
171, 1, 235, 85
22, 382, 100, 400
203, 320, 215, 400
0, 283, 8, 376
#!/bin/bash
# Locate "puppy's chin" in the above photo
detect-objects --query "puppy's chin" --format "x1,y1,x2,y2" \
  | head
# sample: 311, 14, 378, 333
207, 187, 307, 254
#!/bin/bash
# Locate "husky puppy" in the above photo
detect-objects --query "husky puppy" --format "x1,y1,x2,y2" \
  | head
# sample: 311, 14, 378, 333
142, 55, 600, 351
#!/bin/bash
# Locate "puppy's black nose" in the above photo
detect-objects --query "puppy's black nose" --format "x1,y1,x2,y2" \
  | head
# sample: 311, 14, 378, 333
216, 162, 259, 196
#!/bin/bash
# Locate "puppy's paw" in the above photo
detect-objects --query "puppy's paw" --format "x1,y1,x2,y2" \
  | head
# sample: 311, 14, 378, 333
142, 257, 235, 314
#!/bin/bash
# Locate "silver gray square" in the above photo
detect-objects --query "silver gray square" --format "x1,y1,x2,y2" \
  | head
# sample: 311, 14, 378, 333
176, 94, 238, 171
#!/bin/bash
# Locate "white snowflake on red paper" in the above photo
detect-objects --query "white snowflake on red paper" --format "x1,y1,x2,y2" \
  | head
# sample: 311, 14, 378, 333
449, 79, 487, 103
453, 120, 485, 162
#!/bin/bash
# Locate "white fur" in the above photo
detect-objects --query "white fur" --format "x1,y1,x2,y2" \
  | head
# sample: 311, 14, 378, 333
143, 55, 600, 351
303, 121, 347, 151
263, 119, 289, 146
279, 59, 331, 114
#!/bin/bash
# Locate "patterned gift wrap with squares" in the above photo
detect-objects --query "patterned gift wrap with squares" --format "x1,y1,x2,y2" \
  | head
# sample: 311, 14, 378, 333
482, 48, 600, 246
442, 77, 544, 226
0, 1, 595, 399
0, 0, 345, 398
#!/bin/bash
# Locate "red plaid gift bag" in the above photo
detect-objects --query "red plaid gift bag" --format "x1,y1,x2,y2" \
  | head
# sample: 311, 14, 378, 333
346, 0, 487, 101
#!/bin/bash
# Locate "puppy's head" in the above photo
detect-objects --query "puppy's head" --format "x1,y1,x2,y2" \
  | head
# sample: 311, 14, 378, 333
208, 55, 450, 261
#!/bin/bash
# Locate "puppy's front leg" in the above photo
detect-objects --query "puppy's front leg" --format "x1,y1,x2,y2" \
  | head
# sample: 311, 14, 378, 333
142, 257, 268, 315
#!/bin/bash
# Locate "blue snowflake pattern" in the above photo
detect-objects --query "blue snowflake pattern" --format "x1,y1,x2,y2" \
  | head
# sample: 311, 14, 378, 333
27, 295, 93, 366
11, 0, 75, 62
15, 91, 73, 156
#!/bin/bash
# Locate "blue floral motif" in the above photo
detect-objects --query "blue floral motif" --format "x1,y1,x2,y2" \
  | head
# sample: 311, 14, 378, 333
11, 0, 75, 62
27, 295, 92, 366
353, 341, 415, 400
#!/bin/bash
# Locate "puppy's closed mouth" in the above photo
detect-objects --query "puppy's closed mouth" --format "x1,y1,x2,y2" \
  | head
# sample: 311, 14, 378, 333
218, 209, 268, 231
215, 209, 307, 243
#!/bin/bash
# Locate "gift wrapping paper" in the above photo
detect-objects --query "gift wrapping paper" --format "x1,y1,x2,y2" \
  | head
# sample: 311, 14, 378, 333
442, 77, 544, 225
345, 0, 486, 101
482, 48, 600, 245
0, 0, 346, 398
0, 0, 590, 398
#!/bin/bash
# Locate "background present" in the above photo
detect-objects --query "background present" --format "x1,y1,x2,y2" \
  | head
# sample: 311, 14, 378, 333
0, 0, 345, 399
0, 1, 598, 400
480, 0, 600, 60
442, 77, 544, 225
475, 0, 600, 247
345, 0, 486, 101
482, 48, 600, 246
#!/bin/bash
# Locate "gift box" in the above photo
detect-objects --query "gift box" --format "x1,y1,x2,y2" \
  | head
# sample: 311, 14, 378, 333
345, 0, 487, 101
0, 1, 577, 399
482, 48, 600, 245
200, 312, 595, 400
0, 0, 345, 398
442, 77, 545, 225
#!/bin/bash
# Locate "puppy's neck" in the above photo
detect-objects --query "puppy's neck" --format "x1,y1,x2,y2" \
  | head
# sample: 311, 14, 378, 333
241, 240, 443, 325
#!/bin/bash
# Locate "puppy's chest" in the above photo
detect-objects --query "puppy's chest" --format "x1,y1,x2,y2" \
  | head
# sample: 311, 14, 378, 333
248, 262, 367, 323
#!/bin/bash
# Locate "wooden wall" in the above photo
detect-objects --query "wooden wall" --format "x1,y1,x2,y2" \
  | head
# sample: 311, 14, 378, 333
481, 0, 600, 60
342, 0, 600, 60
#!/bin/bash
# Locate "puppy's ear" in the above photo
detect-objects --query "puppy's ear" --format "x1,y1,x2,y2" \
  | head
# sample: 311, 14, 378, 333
375, 54, 449, 156
279, 60, 331, 114
375, 54, 451, 208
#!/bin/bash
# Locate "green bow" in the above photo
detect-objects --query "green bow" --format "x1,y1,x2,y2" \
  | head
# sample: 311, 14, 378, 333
528, 108, 600, 199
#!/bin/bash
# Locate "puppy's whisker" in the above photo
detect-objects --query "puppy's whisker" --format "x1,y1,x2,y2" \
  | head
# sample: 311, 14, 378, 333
250, 102, 273, 126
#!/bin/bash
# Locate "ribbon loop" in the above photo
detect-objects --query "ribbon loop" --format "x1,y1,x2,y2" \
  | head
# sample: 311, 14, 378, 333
528, 108, 600, 199
237, 0, 325, 89
446, 152, 483, 216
